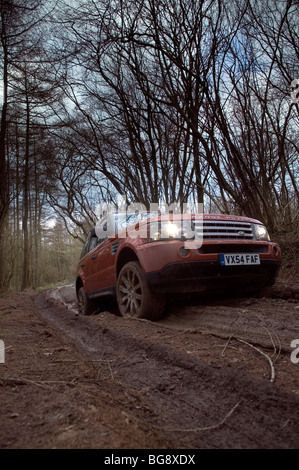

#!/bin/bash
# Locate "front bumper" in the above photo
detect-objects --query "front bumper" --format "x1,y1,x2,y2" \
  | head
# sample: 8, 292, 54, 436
145, 259, 281, 294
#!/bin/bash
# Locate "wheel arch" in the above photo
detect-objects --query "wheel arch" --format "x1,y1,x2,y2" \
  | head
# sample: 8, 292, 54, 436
75, 277, 84, 297
116, 247, 140, 277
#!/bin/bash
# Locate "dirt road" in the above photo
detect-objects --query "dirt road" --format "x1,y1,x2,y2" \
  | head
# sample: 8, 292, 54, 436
0, 283, 298, 449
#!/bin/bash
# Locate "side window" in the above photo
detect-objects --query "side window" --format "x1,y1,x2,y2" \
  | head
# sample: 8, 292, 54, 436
88, 236, 99, 252
96, 220, 110, 243
80, 238, 90, 259
80, 232, 100, 259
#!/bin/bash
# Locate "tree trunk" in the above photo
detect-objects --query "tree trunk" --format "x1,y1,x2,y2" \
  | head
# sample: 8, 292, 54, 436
0, 12, 9, 291
21, 84, 30, 290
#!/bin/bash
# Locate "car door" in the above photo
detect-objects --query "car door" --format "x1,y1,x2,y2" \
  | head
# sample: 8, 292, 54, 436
84, 216, 117, 293
79, 234, 102, 294
85, 240, 110, 292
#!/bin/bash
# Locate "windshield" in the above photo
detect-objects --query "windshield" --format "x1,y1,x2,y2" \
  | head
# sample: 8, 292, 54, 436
116, 212, 154, 230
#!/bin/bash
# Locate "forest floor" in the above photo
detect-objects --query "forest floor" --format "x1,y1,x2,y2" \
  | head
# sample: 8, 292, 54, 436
0, 274, 299, 450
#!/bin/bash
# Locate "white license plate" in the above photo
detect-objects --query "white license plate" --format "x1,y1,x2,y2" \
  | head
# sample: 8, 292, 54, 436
219, 253, 260, 266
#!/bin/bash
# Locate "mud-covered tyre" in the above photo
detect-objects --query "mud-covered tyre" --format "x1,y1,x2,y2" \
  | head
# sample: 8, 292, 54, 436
77, 287, 97, 315
117, 261, 166, 320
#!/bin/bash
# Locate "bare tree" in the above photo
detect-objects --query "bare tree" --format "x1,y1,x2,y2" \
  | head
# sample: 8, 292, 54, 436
206, 0, 299, 230
44, 0, 299, 231
0, 0, 63, 290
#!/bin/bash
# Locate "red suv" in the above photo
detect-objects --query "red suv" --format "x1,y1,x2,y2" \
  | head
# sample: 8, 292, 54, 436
76, 212, 281, 320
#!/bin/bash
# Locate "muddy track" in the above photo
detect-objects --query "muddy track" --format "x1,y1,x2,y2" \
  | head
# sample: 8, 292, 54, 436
34, 288, 299, 449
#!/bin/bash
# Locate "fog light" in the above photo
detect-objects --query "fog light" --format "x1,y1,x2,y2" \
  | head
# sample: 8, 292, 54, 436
179, 247, 190, 257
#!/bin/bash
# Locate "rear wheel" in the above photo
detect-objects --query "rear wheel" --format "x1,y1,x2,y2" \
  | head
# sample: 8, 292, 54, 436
77, 287, 97, 315
117, 261, 165, 320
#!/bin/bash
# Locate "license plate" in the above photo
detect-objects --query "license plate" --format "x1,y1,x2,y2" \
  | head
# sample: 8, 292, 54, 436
219, 253, 260, 266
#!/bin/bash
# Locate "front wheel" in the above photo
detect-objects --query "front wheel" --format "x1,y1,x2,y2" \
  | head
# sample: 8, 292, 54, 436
117, 261, 165, 320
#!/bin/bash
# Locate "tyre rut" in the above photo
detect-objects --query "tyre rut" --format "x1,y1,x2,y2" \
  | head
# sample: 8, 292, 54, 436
34, 290, 299, 449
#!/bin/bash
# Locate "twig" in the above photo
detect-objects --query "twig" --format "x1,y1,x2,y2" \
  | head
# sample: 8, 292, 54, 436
222, 315, 242, 357
0, 305, 18, 311
222, 334, 234, 357
260, 324, 281, 361
107, 360, 115, 380
253, 312, 282, 362
0, 377, 49, 389
236, 338, 275, 382
162, 401, 241, 432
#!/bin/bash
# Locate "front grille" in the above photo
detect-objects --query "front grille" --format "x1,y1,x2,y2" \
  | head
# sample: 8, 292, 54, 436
194, 220, 253, 240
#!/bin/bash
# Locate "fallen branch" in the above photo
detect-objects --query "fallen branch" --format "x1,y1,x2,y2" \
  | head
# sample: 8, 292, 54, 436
252, 312, 282, 362
107, 360, 115, 380
0, 377, 49, 389
162, 401, 241, 432
0, 305, 18, 312
222, 334, 235, 357
236, 338, 275, 382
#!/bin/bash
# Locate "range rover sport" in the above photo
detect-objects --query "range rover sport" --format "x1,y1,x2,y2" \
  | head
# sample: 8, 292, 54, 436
76, 212, 281, 320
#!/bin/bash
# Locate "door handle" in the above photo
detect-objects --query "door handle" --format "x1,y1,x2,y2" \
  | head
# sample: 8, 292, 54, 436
92, 255, 97, 260
81, 263, 85, 267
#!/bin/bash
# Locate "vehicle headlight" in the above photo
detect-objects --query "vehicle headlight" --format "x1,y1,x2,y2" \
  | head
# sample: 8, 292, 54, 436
164, 222, 180, 238
149, 220, 195, 241
253, 224, 270, 241
150, 221, 180, 240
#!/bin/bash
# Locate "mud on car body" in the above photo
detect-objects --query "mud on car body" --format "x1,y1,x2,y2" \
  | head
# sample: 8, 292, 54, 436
76, 212, 281, 320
